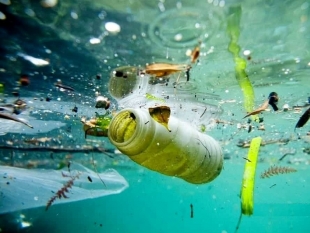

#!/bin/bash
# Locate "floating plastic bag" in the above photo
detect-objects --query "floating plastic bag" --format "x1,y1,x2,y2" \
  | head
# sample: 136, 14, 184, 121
0, 163, 128, 214
108, 66, 222, 133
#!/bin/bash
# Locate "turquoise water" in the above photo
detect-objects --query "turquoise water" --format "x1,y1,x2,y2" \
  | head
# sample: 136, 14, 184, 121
2, 161, 310, 233
1, 0, 310, 232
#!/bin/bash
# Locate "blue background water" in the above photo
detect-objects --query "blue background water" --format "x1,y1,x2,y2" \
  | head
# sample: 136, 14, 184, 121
1, 0, 310, 232
3, 160, 310, 233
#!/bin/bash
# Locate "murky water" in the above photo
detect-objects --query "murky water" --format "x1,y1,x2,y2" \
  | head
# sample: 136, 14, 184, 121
0, 0, 310, 232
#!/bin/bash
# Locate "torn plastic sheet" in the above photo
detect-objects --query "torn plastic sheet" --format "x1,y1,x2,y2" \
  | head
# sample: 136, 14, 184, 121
0, 98, 102, 135
0, 163, 129, 214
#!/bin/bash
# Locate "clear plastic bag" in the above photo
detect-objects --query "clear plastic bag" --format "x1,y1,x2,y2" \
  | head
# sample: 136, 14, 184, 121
0, 163, 128, 214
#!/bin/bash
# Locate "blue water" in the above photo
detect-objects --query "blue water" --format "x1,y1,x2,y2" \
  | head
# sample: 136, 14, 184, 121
1, 0, 310, 232
2, 161, 310, 233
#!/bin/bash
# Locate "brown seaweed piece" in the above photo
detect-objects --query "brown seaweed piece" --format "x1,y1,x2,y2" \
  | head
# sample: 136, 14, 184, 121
144, 63, 191, 78
243, 100, 269, 118
46, 172, 81, 211
190, 41, 201, 64
260, 166, 297, 179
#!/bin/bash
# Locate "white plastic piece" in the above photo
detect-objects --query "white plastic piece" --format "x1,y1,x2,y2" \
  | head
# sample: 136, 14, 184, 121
283, 103, 289, 111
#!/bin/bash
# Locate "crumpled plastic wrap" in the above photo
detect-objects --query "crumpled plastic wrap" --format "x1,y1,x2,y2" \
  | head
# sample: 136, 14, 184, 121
0, 163, 128, 214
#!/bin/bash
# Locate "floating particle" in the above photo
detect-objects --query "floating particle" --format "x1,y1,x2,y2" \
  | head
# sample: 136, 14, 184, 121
41, 0, 58, 8
0, 11, 6, 20
72, 106, 78, 113
243, 50, 251, 60
18, 53, 49, 66
12, 91, 19, 97
190, 41, 201, 64
25, 8, 35, 17
0, 83, 4, 93
70, 11, 78, 19
89, 38, 101, 44
113, 70, 127, 78
190, 204, 194, 218
54, 82, 75, 91
247, 125, 252, 133
174, 33, 182, 41
283, 104, 289, 112
20, 74, 30, 86
95, 96, 110, 109
105, 22, 121, 34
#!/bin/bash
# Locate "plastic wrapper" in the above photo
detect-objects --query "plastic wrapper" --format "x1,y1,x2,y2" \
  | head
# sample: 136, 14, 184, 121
0, 163, 128, 214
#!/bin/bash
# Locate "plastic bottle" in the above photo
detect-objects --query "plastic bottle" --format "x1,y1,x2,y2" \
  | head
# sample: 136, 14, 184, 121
108, 108, 223, 184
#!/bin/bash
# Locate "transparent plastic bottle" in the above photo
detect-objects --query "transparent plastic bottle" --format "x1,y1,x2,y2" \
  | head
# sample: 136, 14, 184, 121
108, 108, 223, 184
107, 66, 224, 183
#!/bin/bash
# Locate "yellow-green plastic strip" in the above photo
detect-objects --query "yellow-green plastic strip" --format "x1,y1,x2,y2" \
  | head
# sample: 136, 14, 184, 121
240, 136, 262, 215
227, 6, 256, 119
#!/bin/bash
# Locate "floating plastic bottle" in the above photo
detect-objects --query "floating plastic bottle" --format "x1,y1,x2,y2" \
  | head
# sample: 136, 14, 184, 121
108, 108, 223, 184
108, 66, 224, 183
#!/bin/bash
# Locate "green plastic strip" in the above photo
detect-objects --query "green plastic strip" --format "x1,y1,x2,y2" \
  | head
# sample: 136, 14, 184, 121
240, 136, 262, 215
227, 6, 255, 116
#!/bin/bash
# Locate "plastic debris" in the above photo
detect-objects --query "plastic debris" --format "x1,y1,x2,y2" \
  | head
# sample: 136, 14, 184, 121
0, 163, 128, 214
108, 108, 223, 184
241, 136, 262, 215
95, 96, 110, 109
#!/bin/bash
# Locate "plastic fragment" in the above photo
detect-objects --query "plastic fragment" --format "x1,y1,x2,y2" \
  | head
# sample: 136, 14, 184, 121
240, 136, 262, 215
0, 163, 128, 214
